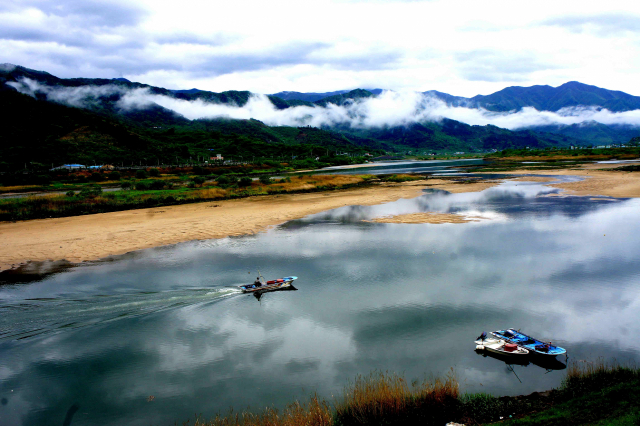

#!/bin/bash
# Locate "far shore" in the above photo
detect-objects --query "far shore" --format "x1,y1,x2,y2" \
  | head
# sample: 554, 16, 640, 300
0, 179, 493, 271
2, 162, 640, 272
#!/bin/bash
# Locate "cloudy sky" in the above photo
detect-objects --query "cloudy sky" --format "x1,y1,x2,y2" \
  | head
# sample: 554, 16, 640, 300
2, 0, 640, 96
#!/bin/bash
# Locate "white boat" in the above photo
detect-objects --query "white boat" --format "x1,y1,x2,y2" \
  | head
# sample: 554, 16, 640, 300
475, 338, 529, 356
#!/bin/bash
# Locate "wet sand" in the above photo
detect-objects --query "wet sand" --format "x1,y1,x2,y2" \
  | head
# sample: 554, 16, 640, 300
0, 179, 492, 271
367, 212, 487, 224
504, 161, 640, 198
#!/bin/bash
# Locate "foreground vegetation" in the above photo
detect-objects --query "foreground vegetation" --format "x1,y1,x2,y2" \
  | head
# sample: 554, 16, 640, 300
184, 360, 639, 426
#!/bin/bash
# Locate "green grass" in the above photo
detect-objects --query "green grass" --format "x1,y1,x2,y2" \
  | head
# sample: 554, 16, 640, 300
493, 360, 640, 426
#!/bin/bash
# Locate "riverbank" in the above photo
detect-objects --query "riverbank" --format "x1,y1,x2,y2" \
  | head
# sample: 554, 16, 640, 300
0, 178, 494, 271
501, 160, 640, 198
187, 361, 640, 426
3, 160, 640, 271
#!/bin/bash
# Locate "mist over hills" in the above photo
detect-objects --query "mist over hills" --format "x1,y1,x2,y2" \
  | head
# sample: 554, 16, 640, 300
1, 63, 639, 169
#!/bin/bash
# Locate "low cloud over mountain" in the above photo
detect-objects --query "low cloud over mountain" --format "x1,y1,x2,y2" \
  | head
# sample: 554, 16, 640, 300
8, 76, 640, 132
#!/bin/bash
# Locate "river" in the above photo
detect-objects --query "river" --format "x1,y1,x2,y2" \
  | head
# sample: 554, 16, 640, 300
1, 172, 639, 426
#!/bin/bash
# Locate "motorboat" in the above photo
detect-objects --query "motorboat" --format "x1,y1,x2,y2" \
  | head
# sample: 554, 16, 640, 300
492, 328, 566, 357
239, 276, 298, 293
475, 333, 529, 357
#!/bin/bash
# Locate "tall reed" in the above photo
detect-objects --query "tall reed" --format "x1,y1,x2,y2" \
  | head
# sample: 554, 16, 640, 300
192, 394, 332, 426
334, 370, 459, 426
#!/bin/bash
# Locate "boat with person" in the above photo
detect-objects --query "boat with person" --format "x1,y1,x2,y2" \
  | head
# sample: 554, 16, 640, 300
491, 328, 566, 357
239, 276, 298, 293
475, 332, 529, 357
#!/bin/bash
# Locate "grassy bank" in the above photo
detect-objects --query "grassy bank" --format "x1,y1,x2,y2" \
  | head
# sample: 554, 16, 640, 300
185, 361, 640, 426
0, 174, 426, 221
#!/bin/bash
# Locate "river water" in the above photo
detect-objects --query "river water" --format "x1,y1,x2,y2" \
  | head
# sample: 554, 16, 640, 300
1, 172, 640, 426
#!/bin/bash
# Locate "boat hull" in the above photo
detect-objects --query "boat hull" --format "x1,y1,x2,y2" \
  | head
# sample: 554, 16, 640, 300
239, 276, 298, 293
475, 338, 529, 356
492, 329, 566, 357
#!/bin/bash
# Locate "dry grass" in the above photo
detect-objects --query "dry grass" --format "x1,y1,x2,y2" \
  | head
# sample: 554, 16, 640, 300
562, 358, 639, 398
195, 187, 230, 199
0, 184, 42, 193
334, 370, 459, 425
191, 395, 333, 426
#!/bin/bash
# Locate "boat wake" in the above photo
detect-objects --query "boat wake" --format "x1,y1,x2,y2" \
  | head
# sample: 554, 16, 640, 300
0, 287, 242, 341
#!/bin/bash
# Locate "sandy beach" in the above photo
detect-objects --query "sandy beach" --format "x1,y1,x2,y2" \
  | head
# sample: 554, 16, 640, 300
504, 161, 640, 198
0, 179, 493, 271
2, 163, 640, 272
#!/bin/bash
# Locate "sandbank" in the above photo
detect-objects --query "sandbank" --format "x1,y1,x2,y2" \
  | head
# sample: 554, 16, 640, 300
502, 161, 640, 198
0, 179, 493, 271
367, 212, 487, 224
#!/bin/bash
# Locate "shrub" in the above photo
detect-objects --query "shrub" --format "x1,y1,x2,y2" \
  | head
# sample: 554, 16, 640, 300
193, 176, 206, 186
89, 173, 105, 182
121, 181, 132, 190
149, 168, 160, 177
108, 171, 121, 180
135, 181, 150, 190
136, 170, 148, 179
238, 177, 253, 187
149, 179, 165, 190
192, 166, 207, 175
78, 184, 102, 198
216, 175, 230, 185
65, 190, 75, 197
259, 175, 272, 185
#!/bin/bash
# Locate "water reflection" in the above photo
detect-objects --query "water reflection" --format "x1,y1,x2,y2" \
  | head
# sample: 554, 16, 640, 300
1, 179, 640, 426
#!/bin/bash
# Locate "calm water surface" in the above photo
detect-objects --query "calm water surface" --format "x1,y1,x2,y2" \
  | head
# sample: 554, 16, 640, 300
1, 177, 640, 426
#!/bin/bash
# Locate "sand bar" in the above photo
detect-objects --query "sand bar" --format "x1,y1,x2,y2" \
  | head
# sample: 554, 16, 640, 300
0, 179, 493, 271
367, 212, 486, 224
502, 161, 640, 198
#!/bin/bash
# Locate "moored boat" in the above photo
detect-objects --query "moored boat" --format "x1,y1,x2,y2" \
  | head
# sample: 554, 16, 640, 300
239, 276, 298, 293
491, 328, 566, 357
475, 333, 529, 357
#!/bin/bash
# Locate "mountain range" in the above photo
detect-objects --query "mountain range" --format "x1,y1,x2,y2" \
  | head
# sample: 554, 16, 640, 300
1, 63, 639, 170
273, 82, 640, 113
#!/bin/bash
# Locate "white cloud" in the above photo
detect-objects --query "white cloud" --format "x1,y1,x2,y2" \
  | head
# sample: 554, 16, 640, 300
10, 77, 640, 130
2, 0, 640, 95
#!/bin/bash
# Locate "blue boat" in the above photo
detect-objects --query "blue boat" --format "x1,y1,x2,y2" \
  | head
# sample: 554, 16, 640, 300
491, 328, 566, 357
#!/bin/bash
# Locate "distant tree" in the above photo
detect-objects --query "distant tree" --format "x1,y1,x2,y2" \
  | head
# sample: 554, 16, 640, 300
136, 170, 148, 179
149, 168, 160, 177
108, 171, 121, 180
238, 177, 252, 187
121, 181, 132, 190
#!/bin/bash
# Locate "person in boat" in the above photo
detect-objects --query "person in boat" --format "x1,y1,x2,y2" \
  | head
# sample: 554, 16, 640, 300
254, 277, 262, 287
